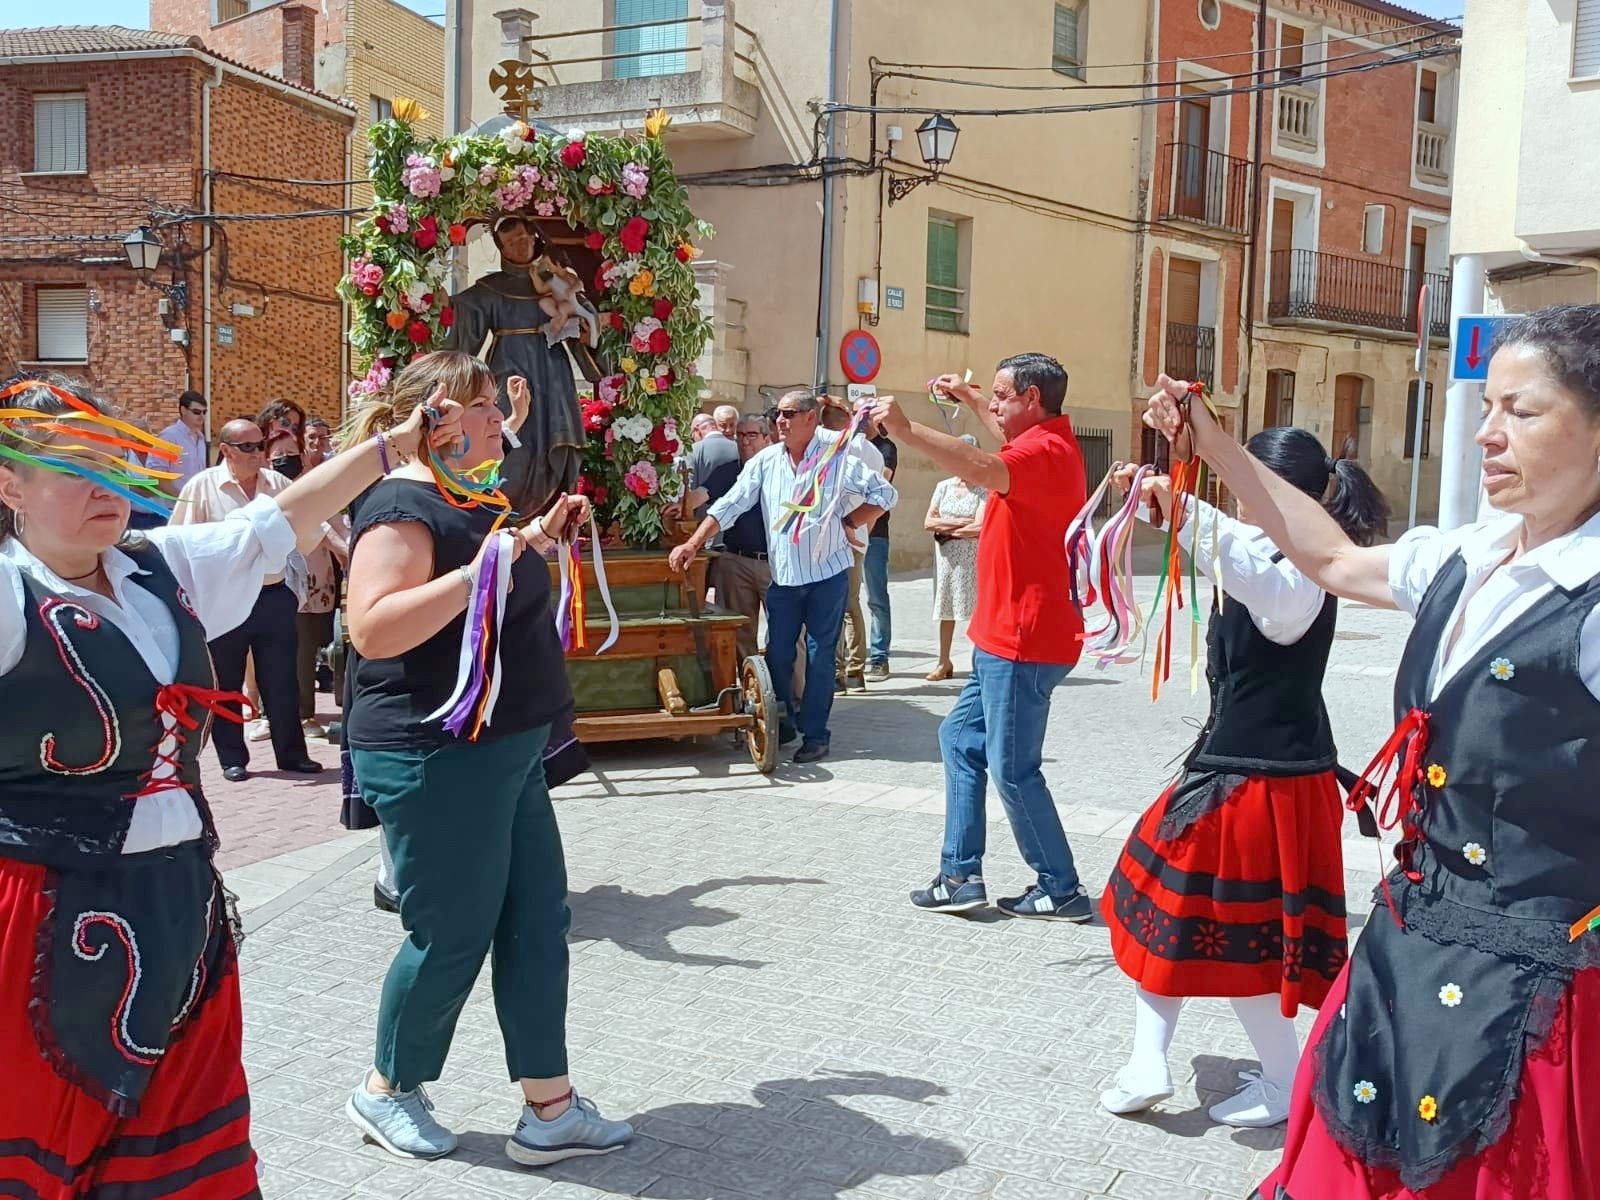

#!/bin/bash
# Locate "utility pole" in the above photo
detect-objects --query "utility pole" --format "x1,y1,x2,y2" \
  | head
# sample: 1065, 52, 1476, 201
1238, 0, 1269, 443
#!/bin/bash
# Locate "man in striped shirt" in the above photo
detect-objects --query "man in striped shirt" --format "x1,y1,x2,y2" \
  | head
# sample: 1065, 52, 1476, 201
670, 390, 897, 763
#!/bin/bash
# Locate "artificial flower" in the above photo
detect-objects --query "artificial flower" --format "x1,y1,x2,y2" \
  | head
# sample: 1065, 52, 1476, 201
402, 280, 433, 313
586, 174, 614, 196
1489, 657, 1515, 681
499, 120, 530, 156
402, 152, 442, 198
385, 310, 408, 330
622, 162, 650, 199
648, 327, 671, 355
439, 305, 455, 330
350, 257, 384, 293
623, 460, 658, 498
413, 215, 440, 250
1463, 842, 1487, 867
393, 96, 430, 123
1352, 1080, 1377, 1104
597, 374, 625, 405
648, 421, 678, 456
378, 204, 410, 235
478, 163, 501, 187
586, 231, 606, 251
406, 320, 431, 345
655, 369, 675, 391
1438, 982, 1463, 1007
561, 138, 587, 169
1418, 1095, 1438, 1123
676, 241, 698, 262
608, 312, 627, 332
642, 376, 659, 395
644, 108, 672, 138
1426, 764, 1448, 789
653, 297, 674, 322
630, 317, 663, 353
448, 223, 469, 246
629, 269, 656, 297
620, 356, 638, 374
619, 216, 651, 256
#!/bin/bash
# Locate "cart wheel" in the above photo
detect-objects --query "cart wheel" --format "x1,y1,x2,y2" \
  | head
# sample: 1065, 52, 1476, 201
741, 655, 779, 774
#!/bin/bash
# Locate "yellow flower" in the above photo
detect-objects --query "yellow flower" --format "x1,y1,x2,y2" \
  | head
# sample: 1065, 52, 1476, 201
393, 96, 430, 124
1418, 1095, 1438, 1122
629, 269, 655, 297
620, 356, 637, 374
1426, 764, 1447, 788
642, 376, 659, 395
644, 108, 673, 138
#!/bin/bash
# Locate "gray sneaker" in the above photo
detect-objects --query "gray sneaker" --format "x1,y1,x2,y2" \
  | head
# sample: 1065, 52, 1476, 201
346, 1079, 458, 1160
865, 662, 890, 682
505, 1093, 633, 1166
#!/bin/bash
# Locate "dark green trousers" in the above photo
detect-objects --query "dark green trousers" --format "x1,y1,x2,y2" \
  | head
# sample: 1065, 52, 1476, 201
352, 724, 570, 1090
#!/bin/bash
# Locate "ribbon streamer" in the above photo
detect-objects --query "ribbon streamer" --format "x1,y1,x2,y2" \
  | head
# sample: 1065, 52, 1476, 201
1065, 465, 1151, 668
553, 513, 621, 655
773, 402, 874, 545
426, 531, 515, 741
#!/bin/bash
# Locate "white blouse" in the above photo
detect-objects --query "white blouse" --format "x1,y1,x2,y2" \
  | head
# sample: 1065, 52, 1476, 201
1388, 509, 1600, 701
0, 497, 296, 852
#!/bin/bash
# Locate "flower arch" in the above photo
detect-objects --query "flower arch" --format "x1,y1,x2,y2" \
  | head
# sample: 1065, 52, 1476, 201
339, 109, 713, 547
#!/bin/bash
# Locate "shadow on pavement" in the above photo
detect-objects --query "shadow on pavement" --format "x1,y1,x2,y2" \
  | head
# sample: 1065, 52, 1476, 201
569, 876, 824, 969
458, 1070, 966, 1198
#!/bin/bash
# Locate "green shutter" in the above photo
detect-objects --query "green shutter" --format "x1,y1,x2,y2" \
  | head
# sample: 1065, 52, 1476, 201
615, 0, 688, 80
1053, 4, 1084, 79
926, 218, 961, 332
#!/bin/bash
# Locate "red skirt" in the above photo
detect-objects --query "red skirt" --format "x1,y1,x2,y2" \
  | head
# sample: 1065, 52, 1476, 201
1101, 770, 1348, 1015
1254, 963, 1600, 1200
0, 857, 260, 1200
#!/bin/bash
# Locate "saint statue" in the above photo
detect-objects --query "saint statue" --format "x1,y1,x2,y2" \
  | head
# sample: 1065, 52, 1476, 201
446, 216, 603, 517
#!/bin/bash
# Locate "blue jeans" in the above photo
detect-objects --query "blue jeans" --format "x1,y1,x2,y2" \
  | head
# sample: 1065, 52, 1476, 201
764, 570, 849, 746
939, 647, 1080, 896
864, 537, 891, 667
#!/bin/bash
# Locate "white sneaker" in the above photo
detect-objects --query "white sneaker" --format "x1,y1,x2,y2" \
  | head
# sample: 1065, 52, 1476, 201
1208, 1069, 1291, 1128
1099, 1065, 1174, 1115
246, 719, 271, 743
302, 718, 327, 739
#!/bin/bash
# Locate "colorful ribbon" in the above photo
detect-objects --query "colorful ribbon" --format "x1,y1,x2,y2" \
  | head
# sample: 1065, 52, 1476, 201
418, 420, 514, 533
1345, 706, 1432, 929
1570, 904, 1600, 943
773, 403, 874, 545
1066, 465, 1151, 668
426, 530, 514, 741
554, 513, 620, 655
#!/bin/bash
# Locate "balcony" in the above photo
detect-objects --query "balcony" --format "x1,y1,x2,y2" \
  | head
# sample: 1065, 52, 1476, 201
515, 1, 760, 140
1276, 86, 1319, 152
1165, 323, 1216, 389
1154, 143, 1250, 234
692, 259, 749, 402
1268, 249, 1450, 340
1415, 121, 1450, 186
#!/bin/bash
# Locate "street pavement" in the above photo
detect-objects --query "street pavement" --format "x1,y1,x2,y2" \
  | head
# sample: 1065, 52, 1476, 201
220, 557, 1414, 1200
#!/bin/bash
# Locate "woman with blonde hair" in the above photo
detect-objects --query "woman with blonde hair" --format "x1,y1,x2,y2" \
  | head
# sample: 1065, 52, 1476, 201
339, 349, 632, 1166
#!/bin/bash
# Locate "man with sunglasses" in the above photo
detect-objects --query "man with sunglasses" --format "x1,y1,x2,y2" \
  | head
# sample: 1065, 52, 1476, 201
171, 418, 324, 782
156, 390, 209, 497
670, 390, 897, 764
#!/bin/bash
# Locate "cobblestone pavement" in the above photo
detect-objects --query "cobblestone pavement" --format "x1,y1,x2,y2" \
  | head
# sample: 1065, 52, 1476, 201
231, 561, 1414, 1200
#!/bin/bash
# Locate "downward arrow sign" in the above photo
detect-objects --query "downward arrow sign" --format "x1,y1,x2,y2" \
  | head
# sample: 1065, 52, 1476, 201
1465, 325, 1483, 371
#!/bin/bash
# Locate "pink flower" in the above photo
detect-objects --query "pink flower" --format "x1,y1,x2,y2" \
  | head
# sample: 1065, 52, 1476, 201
630, 316, 663, 354
597, 373, 625, 405
477, 164, 499, 187
534, 200, 556, 217
621, 162, 650, 199
384, 205, 410, 234
349, 256, 384, 293
586, 174, 613, 195
624, 460, 659, 498
402, 152, 442, 198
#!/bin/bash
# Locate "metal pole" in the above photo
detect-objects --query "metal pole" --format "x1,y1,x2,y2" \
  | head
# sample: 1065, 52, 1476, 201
1407, 284, 1429, 529
813, 0, 842, 392
1438, 254, 1486, 530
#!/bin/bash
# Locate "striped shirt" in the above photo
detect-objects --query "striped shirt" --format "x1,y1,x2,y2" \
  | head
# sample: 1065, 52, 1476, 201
709, 433, 897, 587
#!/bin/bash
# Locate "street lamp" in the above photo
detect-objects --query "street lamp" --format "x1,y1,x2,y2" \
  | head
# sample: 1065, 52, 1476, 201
123, 225, 188, 311
888, 113, 961, 205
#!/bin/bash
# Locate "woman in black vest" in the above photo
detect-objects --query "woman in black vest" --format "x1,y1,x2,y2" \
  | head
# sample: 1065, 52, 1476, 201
1145, 304, 1600, 1200
1098, 430, 1387, 1129
0, 372, 456, 1200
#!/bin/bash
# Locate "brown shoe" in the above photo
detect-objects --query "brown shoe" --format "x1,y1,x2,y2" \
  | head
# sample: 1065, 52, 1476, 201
925, 662, 954, 682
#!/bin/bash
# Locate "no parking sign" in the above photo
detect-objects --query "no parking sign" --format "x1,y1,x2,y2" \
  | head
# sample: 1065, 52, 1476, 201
839, 330, 881, 384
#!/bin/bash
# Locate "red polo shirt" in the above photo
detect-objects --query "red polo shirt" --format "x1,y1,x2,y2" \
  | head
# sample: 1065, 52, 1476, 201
967, 414, 1087, 665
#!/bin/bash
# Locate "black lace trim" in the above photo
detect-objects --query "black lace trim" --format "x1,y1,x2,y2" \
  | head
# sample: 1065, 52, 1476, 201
1386, 876, 1600, 971
1155, 770, 1252, 843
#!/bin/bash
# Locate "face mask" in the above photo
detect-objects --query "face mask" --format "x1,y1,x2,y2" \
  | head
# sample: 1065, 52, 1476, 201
271, 454, 303, 480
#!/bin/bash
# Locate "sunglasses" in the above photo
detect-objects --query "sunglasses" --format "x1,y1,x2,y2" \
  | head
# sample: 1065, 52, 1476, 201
224, 440, 265, 454
183, 404, 207, 414
774, 408, 805, 419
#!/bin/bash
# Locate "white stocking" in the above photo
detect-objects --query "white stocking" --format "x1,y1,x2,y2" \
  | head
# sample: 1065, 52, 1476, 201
376, 835, 397, 894
1230, 994, 1301, 1088
1128, 985, 1183, 1081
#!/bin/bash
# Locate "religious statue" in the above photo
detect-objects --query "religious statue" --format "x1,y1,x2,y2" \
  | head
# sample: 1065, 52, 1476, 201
445, 216, 603, 517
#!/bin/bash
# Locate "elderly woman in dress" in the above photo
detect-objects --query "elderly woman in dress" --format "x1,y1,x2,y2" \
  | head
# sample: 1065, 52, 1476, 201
924, 434, 987, 681
0, 370, 450, 1200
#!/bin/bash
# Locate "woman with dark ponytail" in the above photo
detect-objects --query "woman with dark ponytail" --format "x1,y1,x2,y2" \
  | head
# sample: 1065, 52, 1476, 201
1097, 424, 1388, 1130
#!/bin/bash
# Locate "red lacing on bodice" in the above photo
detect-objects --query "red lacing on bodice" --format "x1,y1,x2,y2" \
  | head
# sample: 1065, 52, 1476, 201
1345, 706, 1431, 928
126, 684, 254, 800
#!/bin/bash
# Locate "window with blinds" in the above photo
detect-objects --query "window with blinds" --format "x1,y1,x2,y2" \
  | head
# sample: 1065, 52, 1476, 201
371, 95, 394, 125
33, 94, 86, 174
36, 288, 89, 363
925, 216, 967, 333
1052, 3, 1086, 81
1405, 380, 1433, 460
1575, 0, 1600, 79
614, 0, 689, 80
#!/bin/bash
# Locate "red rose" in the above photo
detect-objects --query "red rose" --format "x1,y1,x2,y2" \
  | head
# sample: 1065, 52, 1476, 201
406, 320, 431, 344
653, 298, 674, 322
448, 222, 468, 246
561, 139, 586, 169
413, 216, 439, 250
439, 305, 455, 330
595, 261, 613, 294
619, 216, 651, 256
656, 369, 675, 389
648, 328, 671, 355
585, 231, 606, 251
648, 425, 679, 457
592, 485, 608, 507
608, 311, 627, 332
360, 284, 379, 297
675, 243, 693, 263
375, 214, 392, 234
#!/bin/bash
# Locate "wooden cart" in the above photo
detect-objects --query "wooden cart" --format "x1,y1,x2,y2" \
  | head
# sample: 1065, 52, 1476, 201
551, 549, 779, 773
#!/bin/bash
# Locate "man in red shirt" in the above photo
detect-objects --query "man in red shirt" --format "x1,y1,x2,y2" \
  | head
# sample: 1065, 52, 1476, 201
873, 353, 1091, 921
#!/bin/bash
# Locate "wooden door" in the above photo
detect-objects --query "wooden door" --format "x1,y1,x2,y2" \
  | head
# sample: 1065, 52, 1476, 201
1266, 369, 1295, 429
1408, 226, 1429, 332
1176, 91, 1211, 220
1333, 374, 1363, 459
1270, 198, 1296, 306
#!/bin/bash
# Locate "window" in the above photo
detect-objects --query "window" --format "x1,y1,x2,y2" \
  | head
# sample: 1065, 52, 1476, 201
1052, 3, 1087, 81
1417, 69, 1438, 122
36, 288, 89, 363
1199, 0, 1221, 30
1362, 205, 1386, 255
613, 0, 689, 80
213, 0, 248, 21
1267, 369, 1296, 428
1279, 24, 1305, 81
925, 215, 968, 333
32, 94, 86, 174
370, 95, 394, 124
1576, 0, 1600, 79
1404, 381, 1433, 460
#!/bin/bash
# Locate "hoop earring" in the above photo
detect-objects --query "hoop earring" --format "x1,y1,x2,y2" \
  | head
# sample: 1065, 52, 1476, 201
12, 511, 22, 537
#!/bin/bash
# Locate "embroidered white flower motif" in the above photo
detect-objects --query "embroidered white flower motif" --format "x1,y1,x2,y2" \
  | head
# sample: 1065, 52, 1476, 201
1353, 1080, 1378, 1104
1340, 1004, 1347, 1020
1489, 657, 1515, 681
1463, 842, 1487, 867
1438, 982, 1464, 1007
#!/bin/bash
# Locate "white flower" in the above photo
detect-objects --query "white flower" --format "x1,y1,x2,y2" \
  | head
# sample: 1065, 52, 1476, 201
1438, 982, 1464, 1007
1463, 842, 1487, 867
614, 415, 652, 442
566, 127, 586, 142
1353, 1080, 1377, 1104
1489, 657, 1515, 681
402, 279, 432, 312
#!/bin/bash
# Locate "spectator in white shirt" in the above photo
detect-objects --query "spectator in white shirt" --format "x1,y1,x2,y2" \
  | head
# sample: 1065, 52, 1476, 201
156, 390, 208, 498
821, 397, 883, 692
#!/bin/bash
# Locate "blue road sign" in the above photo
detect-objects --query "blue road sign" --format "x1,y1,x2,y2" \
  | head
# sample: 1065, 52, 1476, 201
1451, 314, 1513, 383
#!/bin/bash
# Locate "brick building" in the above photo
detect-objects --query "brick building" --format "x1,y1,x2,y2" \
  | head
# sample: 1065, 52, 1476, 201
1135, 0, 1458, 520
0, 26, 354, 433
150, 0, 444, 207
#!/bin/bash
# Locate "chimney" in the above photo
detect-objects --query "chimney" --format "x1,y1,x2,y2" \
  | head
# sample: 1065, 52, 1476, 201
280, 3, 317, 89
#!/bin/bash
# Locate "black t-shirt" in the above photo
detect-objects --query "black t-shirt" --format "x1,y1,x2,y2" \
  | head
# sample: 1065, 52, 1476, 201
870, 434, 898, 540
344, 478, 573, 750
719, 459, 769, 556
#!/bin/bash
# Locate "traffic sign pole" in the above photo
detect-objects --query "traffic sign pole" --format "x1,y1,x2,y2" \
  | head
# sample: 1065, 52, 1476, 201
1439, 256, 1487, 532
1407, 285, 1430, 531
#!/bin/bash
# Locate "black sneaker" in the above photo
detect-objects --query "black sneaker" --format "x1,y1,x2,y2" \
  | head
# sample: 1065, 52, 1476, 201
374, 884, 400, 914
910, 873, 988, 913
777, 721, 799, 746
997, 884, 1094, 921
793, 741, 830, 764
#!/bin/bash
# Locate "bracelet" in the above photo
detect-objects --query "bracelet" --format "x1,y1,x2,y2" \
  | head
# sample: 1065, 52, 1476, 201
374, 433, 391, 475
457, 564, 474, 598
